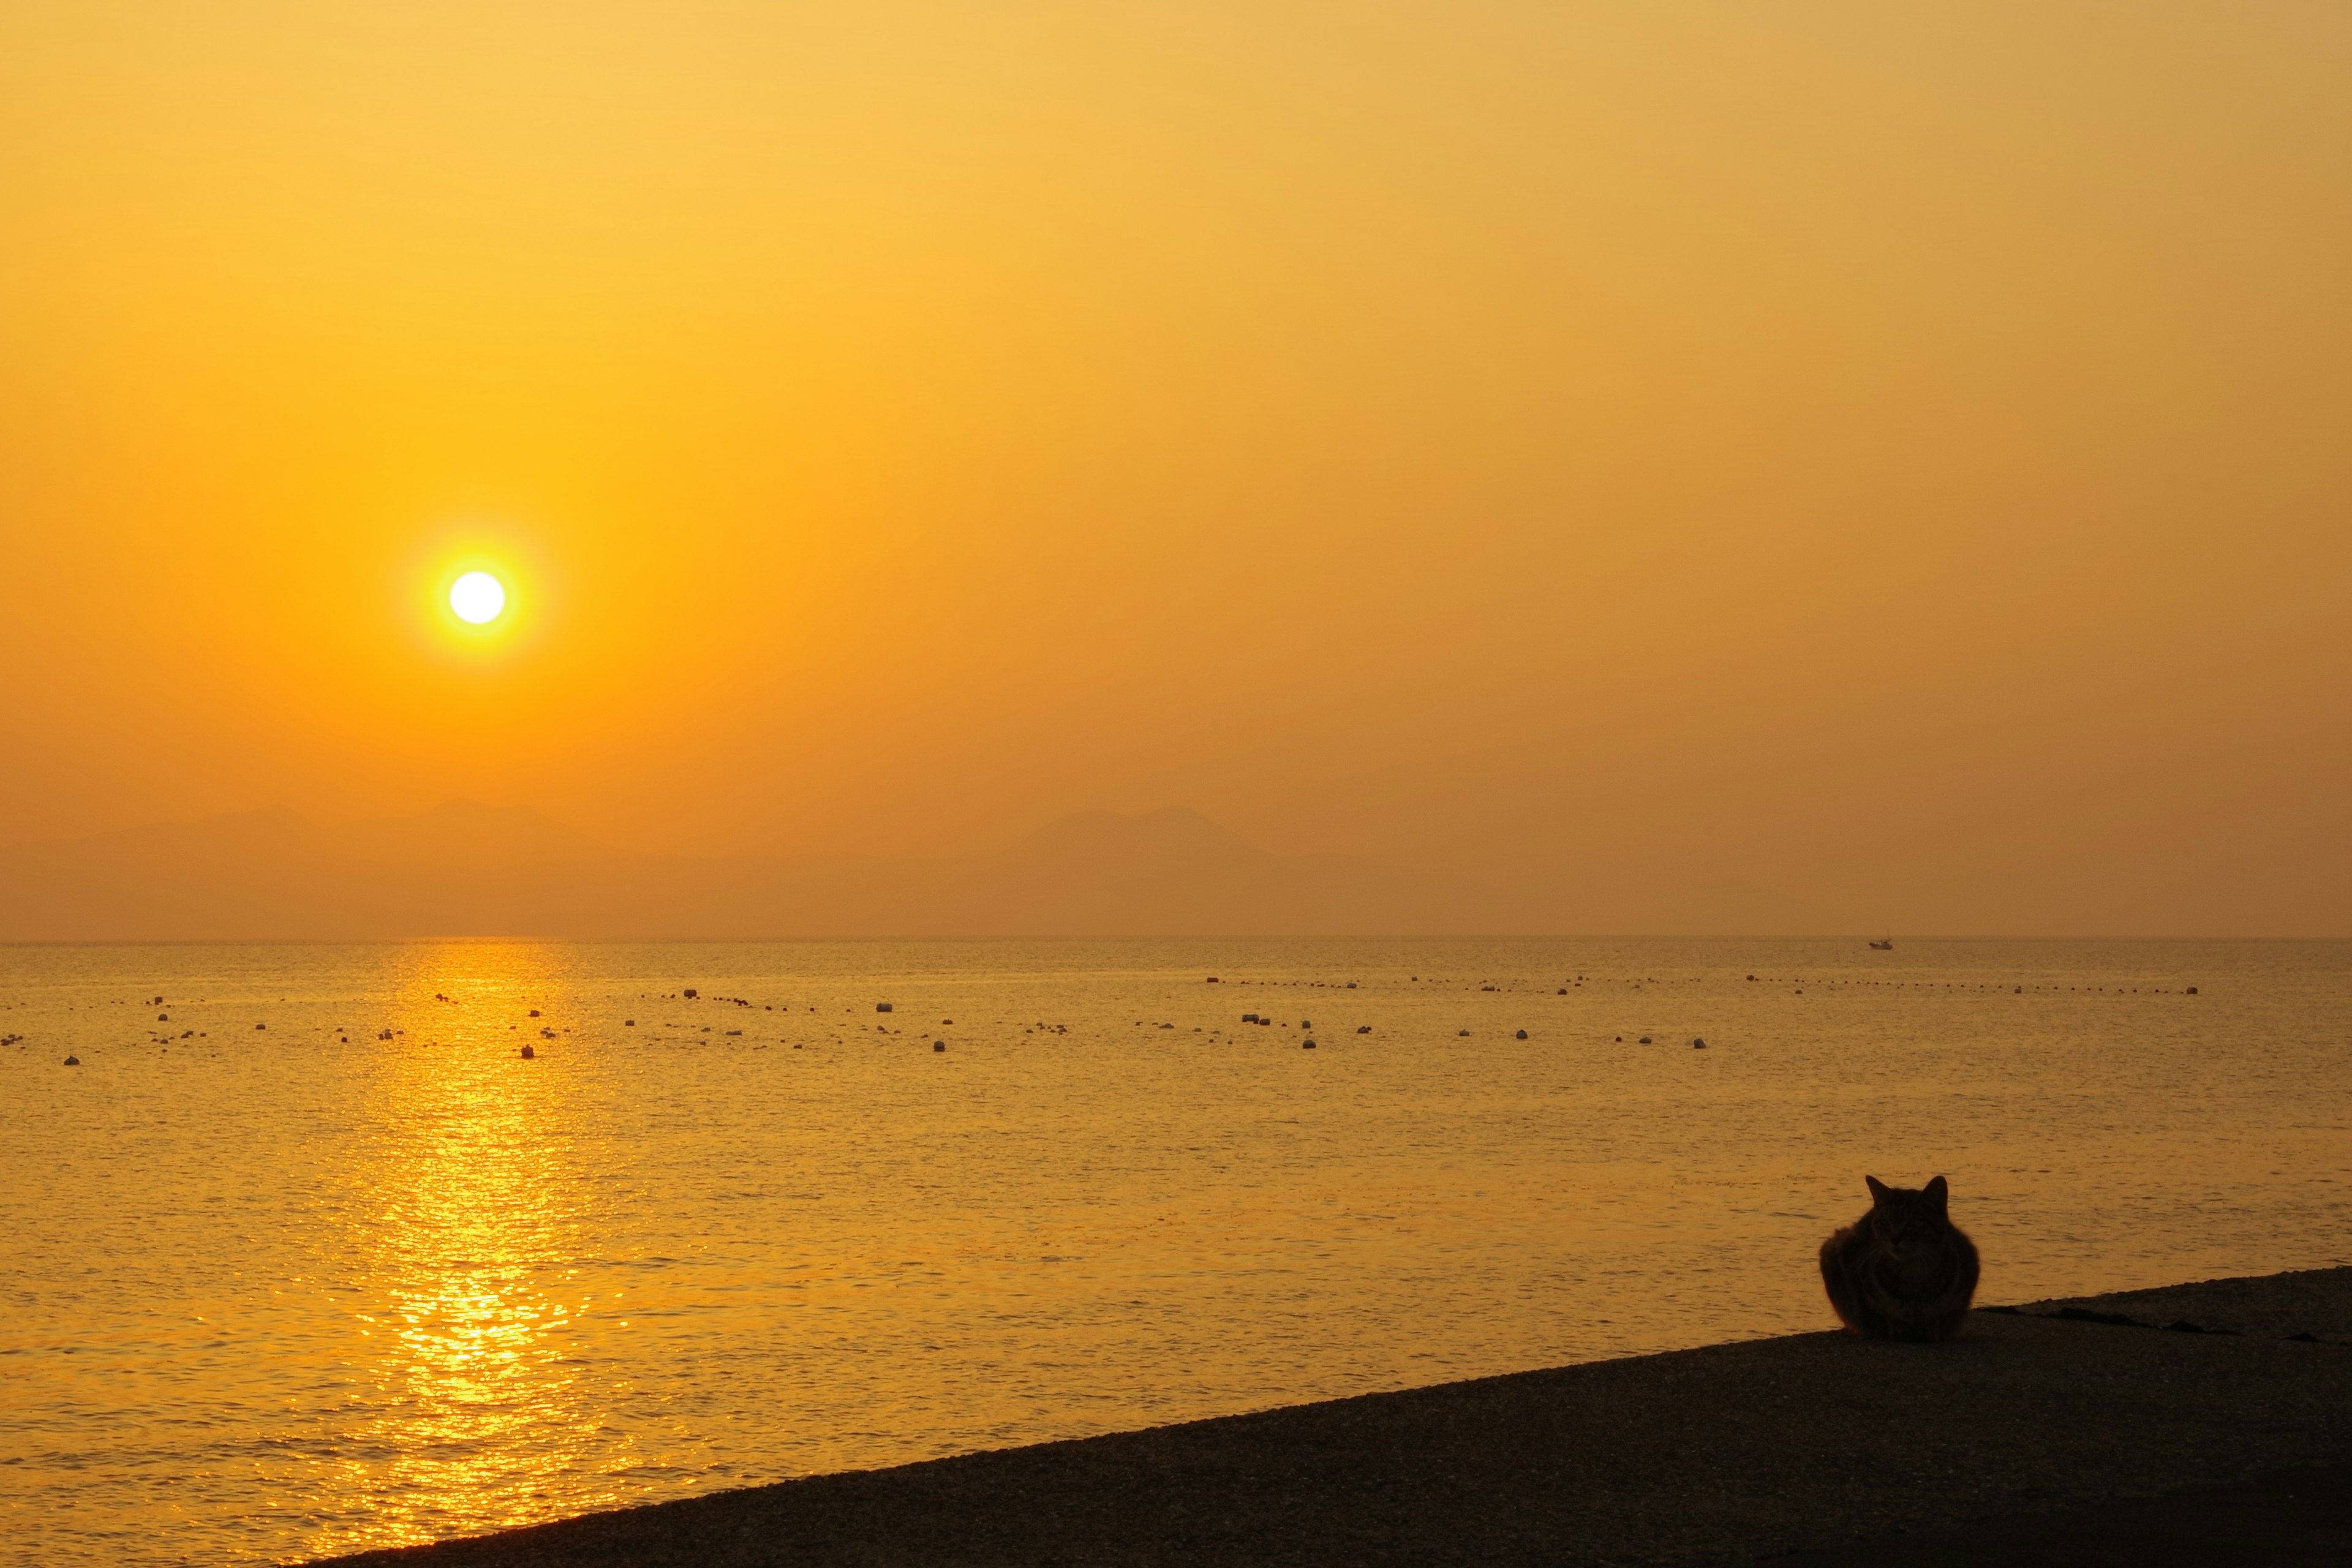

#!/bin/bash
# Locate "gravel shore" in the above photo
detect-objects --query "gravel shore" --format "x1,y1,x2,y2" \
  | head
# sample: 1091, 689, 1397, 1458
315, 1266, 2351, 1567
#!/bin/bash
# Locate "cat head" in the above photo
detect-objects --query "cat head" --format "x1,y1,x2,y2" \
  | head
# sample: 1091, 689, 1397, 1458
1863, 1175, 1953, 1257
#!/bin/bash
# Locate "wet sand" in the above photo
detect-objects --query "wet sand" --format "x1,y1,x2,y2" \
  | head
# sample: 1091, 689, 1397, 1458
315, 1267, 2351, 1567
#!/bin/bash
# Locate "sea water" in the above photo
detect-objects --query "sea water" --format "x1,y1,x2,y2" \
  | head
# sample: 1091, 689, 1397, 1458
1, 937, 2345, 1565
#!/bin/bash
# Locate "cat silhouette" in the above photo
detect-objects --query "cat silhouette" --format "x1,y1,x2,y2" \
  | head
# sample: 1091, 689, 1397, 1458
1819, 1174, 1980, 1342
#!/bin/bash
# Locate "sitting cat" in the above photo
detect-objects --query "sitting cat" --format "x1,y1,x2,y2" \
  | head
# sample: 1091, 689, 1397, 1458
1819, 1175, 1980, 1342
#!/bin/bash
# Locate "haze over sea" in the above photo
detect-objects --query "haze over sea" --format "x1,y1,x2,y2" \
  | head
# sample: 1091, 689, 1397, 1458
3, 937, 2346, 1566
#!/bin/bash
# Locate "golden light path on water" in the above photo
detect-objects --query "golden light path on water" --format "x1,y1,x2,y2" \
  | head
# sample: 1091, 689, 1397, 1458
1, 937, 2346, 1566
341, 944, 614, 1545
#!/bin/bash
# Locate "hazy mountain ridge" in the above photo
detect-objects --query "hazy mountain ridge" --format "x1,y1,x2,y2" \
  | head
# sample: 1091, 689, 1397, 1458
0, 802, 1493, 941
11, 801, 2293, 938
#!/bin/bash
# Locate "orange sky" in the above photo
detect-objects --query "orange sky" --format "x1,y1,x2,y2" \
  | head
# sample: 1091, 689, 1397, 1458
1, 2, 2345, 934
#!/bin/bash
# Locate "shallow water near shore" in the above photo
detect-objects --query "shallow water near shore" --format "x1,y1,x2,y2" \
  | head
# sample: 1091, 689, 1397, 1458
2, 937, 2346, 1565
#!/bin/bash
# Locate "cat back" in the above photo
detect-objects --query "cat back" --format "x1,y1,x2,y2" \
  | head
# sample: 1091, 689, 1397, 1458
1819, 1174, 1981, 1342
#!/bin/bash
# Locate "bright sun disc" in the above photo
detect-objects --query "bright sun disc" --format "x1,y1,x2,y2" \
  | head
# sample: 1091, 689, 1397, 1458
449, 571, 506, 624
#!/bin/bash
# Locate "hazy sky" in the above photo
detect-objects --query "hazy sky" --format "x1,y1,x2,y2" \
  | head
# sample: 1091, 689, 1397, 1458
2, 2, 2345, 933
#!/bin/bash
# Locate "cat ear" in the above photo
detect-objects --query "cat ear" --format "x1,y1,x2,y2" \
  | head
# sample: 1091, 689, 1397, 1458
1925, 1175, 1949, 1207
1864, 1175, 1890, 1204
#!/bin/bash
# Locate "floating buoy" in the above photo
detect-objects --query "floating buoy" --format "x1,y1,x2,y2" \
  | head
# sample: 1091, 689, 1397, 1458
157, 1014, 168, 1022
1302, 1039, 1316, 1049
624, 1019, 635, 1027
528, 1009, 540, 1018
933, 1041, 946, 1052
1458, 1029, 1471, 1036
1206, 976, 1220, 983
1515, 1029, 1528, 1040
1638, 1035, 1653, 1044
876, 1002, 893, 1013
1692, 1038, 1706, 1049
255, 1022, 266, 1030
2187, 986, 2199, 995
1301, 1020, 1313, 1029
63, 1055, 80, 1066
1558, 988, 1567, 995
520, 1044, 535, 1058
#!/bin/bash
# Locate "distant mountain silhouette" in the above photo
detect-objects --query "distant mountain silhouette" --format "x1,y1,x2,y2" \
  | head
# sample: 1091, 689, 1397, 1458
878, 808, 1480, 937
0, 802, 1491, 941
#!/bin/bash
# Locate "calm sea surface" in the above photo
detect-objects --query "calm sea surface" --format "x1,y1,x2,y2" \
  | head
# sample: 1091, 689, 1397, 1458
2, 937, 2346, 1565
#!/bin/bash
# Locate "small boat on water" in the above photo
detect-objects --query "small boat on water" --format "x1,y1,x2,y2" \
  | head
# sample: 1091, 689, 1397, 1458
1868, 933, 1894, 950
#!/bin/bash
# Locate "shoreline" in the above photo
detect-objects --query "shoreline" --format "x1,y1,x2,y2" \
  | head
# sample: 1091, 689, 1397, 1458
314, 1265, 2351, 1567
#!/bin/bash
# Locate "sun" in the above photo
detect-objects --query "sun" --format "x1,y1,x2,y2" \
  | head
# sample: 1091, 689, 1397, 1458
449, 571, 507, 625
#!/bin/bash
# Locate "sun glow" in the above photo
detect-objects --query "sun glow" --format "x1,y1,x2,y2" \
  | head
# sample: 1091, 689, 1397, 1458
449, 572, 507, 625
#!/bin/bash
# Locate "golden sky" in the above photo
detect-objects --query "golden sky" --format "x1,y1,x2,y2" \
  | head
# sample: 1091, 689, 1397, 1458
1, 2, 2345, 932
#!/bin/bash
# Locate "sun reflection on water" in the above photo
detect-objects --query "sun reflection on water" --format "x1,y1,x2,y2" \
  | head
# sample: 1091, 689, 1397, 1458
330, 944, 628, 1553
